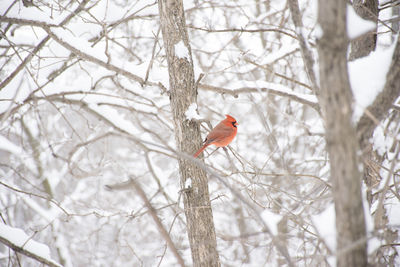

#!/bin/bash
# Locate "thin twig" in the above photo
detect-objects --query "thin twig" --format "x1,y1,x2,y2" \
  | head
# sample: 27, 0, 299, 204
144, 27, 161, 85
374, 139, 400, 226
0, 180, 70, 216
187, 25, 298, 40
199, 83, 320, 112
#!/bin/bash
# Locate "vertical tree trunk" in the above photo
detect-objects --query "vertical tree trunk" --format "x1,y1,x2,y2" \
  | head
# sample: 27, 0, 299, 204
316, 1, 368, 266
158, 1, 220, 266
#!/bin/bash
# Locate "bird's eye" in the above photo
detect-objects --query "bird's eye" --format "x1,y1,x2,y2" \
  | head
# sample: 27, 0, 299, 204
232, 121, 237, 127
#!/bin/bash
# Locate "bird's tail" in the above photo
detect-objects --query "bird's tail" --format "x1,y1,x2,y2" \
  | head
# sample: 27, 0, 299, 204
193, 144, 209, 158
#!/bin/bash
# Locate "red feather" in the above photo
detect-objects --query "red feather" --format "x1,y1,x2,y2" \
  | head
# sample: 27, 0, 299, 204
194, 114, 238, 158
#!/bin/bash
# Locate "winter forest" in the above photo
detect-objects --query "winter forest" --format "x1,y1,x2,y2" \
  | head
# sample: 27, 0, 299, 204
1, 0, 400, 266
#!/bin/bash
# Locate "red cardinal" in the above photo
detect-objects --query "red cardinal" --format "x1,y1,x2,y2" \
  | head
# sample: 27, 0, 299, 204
194, 114, 238, 158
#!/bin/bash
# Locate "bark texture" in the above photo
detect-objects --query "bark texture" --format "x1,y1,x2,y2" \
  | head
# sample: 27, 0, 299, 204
158, 0, 220, 266
316, 1, 367, 266
349, 0, 378, 61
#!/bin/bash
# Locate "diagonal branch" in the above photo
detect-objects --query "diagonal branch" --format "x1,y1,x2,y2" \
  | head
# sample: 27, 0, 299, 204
130, 178, 186, 267
0, 0, 90, 91
0, 235, 62, 267
43, 26, 145, 84
357, 34, 400, 147
288, 0, 320, 95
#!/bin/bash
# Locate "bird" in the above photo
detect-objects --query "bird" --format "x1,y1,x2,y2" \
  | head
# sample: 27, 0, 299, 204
194, 114, 238, 158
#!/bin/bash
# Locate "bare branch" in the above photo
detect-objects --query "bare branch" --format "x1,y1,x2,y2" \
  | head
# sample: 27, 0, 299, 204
244, 57, 312, 90
187, 25, 298, 40
0, 180, 70, 216
199, 83, 320, 112
288, 0, 320, 95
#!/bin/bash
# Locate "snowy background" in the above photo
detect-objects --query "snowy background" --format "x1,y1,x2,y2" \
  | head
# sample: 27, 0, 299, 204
0, 0, 399, 266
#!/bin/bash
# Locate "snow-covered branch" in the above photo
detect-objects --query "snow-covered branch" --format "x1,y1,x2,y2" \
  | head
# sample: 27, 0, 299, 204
357, 33, 400, 146
0, 16, 59, 27
0, 224, 62, 267
0, 0, 90, 91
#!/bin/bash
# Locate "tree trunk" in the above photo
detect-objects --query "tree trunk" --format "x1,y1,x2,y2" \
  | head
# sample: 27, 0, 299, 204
316, 1, 367, 266
349, 0, 378, 61
158, 1, 220, 266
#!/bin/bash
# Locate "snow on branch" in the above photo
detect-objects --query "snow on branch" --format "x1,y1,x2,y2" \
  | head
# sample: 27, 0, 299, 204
43, 27, 145, 84
0, 0, 90, 91
41, 26, 169, 91
347, 4, 376, 39
0, 17, 59, 27
0, 223, 62, 267
356, 33, 400, 146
